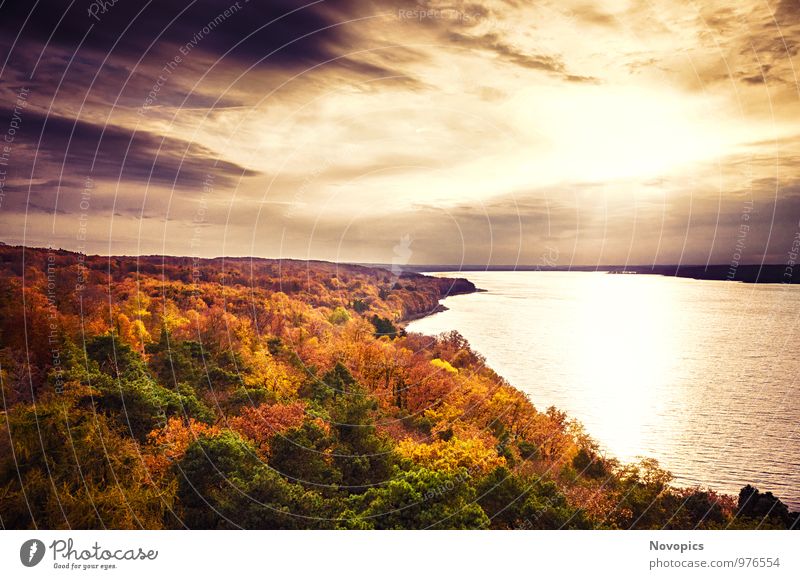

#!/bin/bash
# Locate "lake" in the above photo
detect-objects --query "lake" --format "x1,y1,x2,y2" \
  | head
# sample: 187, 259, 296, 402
406, 271, 800, 509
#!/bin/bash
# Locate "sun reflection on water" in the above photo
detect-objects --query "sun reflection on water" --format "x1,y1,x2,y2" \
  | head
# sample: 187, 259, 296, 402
574, 274, 681, 462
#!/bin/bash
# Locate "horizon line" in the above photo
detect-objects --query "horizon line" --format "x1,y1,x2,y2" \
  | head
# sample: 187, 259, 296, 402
0, 242, 788, 270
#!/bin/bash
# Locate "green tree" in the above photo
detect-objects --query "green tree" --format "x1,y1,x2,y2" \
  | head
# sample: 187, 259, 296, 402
735, 485, 795, 528
370, 315, 398, 338
176, 431, 340, 529
268, 422, 341, 491
82, 333, 213, 440
349, 467, 489, 529
476, 467, 591, 529
329, 387, 394, 491
612, 458, 675, 529
0, 396, 167, 529
328, 307, 351, 326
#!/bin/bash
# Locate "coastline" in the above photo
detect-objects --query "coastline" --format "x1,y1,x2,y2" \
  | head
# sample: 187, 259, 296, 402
401, 303, 449, 324
405, 264, 799, 284
399, 274, 486, 325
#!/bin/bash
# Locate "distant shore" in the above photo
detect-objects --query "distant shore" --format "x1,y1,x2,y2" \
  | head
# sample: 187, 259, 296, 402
397, 264, 799, 284
398, 274, 485, 325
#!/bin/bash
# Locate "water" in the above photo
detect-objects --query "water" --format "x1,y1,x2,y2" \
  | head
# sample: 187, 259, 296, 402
407, 271, 800, 509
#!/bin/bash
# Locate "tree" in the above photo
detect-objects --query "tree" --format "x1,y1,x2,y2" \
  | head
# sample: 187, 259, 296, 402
146, 328, 203, 388
349, 467, 489, 529
329, 383, 395, 492
397, 436, 504, 476
0, 395, 167, 529
176, 431, 338, 529
82, 333, 213, 440
145, 417, 220, 481
240, 347, 300, 400
736, 485, 795, 528
659, 487, 733, 529
611, 458, 675, 529
475, 467, 590, 529
328, 307, 351, 326
349, 298, 368, 313
267, 422, 341, 490
370, 315, 398, 338
229, 402, 306, 457
572, 447, 611, 479
176, 431, 258, 528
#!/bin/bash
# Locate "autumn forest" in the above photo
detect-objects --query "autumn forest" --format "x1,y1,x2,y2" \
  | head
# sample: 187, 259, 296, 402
0, 244, 796, 530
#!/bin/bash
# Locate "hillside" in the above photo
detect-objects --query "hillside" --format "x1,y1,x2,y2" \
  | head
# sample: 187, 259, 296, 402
0, 245, 795, 529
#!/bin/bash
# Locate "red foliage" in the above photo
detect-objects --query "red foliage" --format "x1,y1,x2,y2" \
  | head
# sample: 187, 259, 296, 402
229, 401, 307, 456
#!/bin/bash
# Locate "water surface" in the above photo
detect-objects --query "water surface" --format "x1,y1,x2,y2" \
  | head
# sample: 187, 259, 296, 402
407, 271, 800, 508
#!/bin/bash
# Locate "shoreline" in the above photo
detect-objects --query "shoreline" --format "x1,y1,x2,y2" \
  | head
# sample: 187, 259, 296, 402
399, 279, 486, 325
401, 303, 449, 324
405, 264, 799, 285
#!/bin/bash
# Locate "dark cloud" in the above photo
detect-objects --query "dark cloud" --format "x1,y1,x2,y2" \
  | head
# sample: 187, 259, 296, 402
0, 106, 258, 214
0, 0, 354, 73
703, 1, 800, 87
0, 0, 427, 243
740, 63, 773, 84
0, 0, 420, 109
698, 7, 741, 34
774, 0, 800, 26
12, 49, 247, 114
447, 30, 598, 82
449, 31, 562, 71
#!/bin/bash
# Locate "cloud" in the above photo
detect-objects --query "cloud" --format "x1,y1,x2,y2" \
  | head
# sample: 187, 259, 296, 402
0, 0, 352, 70
0, 0, 423, 119
1, 0, 799, 265
0, 106, 258, 214
447, 31, 597, 81
774, 0, 800, 26
566, 3, 619, 28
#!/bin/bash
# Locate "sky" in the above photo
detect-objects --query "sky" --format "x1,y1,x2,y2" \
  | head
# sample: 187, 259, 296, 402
0, 0, 798, 266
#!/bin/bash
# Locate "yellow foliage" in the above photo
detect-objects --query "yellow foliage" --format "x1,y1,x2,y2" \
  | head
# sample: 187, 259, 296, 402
116, 313, 151, 353
125, 290, 152, 319
430, 358, 458, 374
131, 319, 151, 347
160, 300, 189, 332
242, 347, 300, 399
397, 436, 505, 476
486, 387, 537, 435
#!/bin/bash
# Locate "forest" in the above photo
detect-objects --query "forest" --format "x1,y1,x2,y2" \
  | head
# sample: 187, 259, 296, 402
0, 243, 796, 529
